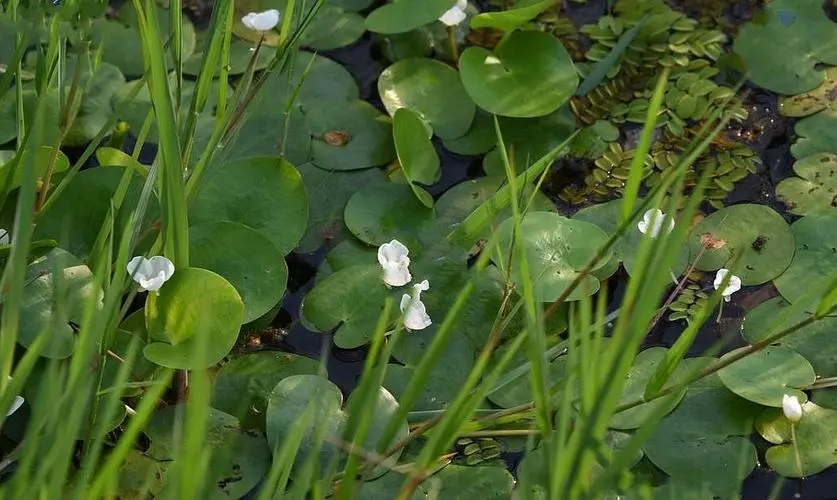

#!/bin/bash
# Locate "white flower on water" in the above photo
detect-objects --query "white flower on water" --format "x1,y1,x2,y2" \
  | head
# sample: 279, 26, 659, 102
713, 268, 741, 302
782, 394, 803, 423
5, 377, 24, 417
637, 208, 675, 239
400, 280, 431, 331
439, 0, 468, 26
127, 256, 175, 293
0, 228, 9, 245
241, 9, 280, 31
378, 240, 412, 287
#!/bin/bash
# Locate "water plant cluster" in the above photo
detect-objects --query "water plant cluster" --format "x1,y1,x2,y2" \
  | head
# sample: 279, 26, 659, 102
2, 0, 837, 499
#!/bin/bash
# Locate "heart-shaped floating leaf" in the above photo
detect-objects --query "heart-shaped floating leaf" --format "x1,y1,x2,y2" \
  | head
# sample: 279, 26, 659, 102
266, 375, 407, 474
188, 221, 288, 323
144, 268, 244, 369
717, 345, 815, 407
442, 108, 495, 155
211, 351, 321, 430
366, 0, 457, 34
185, 37, 272, 76
300, 264, 394, 349
733, 0, 837, 94
305, 99, 396, 171
470, 0, 554, 32
643, 388, 759, 497
386, 331, 475, 411
428, 464, 515, 498
492, 212, 609, 302
776, 153, 837, 216
756, 401, 837, 477
393, 108, 439, 207
773, 213, 837, 314
688, 203, 795, 285
235, 0, 364, 50
743, 297, 837, 377
0, 146, 70, 190
189, 156, 308, 255
378, 57, 475, 140
145, 405, 270, 500
359, 470, 428, 499
344, 182, 436, 248
574, 198, 690, 277
609, 347, 688, 430
487, 346, 568, 409
779, 68, 837, 160
34, 166, 158, 261
459, 30, 578, 118
297, 162, 388, 253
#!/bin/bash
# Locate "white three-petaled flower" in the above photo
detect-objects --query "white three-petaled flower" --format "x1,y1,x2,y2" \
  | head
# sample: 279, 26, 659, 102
378, 240, 412, 287
713, 268, 741, 302
439, 0, 468, 26
0, 228, 9, 245
400, 280, 431, 331
5, 376, 24, 417
637, 208, 675, 239
242, 9, 280, 31
127, 256, 175, 293
782, 394, 803, 423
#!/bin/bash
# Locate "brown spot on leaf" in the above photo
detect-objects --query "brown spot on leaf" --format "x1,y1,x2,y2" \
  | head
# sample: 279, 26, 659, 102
323, 131, 351, 147
700, 233, 727, 249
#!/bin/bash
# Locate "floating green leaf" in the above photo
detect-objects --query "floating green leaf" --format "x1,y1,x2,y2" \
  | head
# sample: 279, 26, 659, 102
610, 347, 687, 430
211, 351, 321, 430
459, 30, 578, 118
189, 156, 308, 255
18, 249, 100, 358
143, 268, 244, 369
344, 182, 436, 248
776, 153, 837, 216
189, 221, 288, 323
688, 204, 794, 285
717, 345, 815, 406
470, 0, 554, 32
774, 213, 837, 313
393, 108, 440, 207
378, 57, 476, 140
366, 0, 457, 34
492, 212, 609, 302
733, 0, 837, 94
442, 109, 495, 155
428, 464, 515, 498
757, 401, 837, 477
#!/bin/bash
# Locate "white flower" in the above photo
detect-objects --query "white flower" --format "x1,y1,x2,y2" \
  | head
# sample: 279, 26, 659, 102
0, 228, 9, 245
400, 280, 431, 331
5, 376, 24, 417
127, 256, 175, 293
637, 208, 675, 238
378, 240, 412, 287
241, 9, 280, 31
439, 0, 468, 26
782, 394, 803, 423
713, 268, 741, 302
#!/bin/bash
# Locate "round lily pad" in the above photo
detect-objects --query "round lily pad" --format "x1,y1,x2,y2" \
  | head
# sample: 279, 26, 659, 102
344, 182, 436, 248
643, 388, 759, 497
184, 37, 272, 76
442, 109, 495, 155
18, 248, 100, 359
743, 297, 837, 376
145, 405, 270, 500
211, 351, 321, 430
300, 5, 365, 50
773, 213, 837, 313
34, 166, 158, 261
756, 401, 837, 477
393, 108, 440, 207
300, 264, 394, 349
297, 162, 387, 253
379, 58, 475, 140
688, 204, 795, 285
492, 212, 610, 302
776, 153, 837, 216
717, 345, 815, 407
487, 347, 568, 409
189, 221, 288, 323
574, 198, 690, 277
609, 347, 687, 430
304, 99, 396, 171
366, 0, 457, 34
143, 268, 244, 369
459, 30, 578, 118
189, 156, 308, 255
470, 0, 554, 32
429, 464, 515, 498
